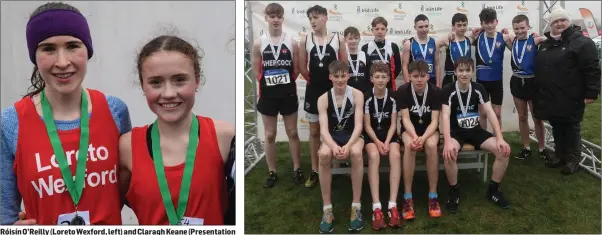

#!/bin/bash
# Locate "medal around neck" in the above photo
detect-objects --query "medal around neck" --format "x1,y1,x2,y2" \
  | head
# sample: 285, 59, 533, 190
372, 88, 388, 131
151, 114, 200, 225
41, 88, 89, 212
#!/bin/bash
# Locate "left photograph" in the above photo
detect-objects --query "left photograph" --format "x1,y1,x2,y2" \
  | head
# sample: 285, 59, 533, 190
0, 1, 235, 225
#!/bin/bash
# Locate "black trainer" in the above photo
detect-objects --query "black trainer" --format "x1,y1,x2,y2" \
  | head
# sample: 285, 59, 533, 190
293, 168, 305, 185
263, 171, 278, 188
487, 189, 510, 209
446, 188, 460, 213
539, 149, 550, 159
561, 154, 582, 175
514, 148, 532, 160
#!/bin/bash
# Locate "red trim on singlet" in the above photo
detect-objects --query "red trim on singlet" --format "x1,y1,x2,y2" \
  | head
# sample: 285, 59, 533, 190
257, 55, 263, 98
390, 55, 397, 91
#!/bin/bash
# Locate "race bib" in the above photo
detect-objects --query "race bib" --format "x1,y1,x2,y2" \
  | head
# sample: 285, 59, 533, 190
428, 63, 433, 73
264, 69, 291, 86
457, 112, 479, 129
57, 211, 90, 225
178, 217, 204, 225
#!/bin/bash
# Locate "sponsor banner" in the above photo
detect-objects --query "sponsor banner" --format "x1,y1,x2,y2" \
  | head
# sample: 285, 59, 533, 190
250, 1, 540, 142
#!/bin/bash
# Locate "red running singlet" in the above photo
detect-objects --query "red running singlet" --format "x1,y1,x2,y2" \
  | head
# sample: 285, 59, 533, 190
13, 89, 122, 225
126, 116, 227, 225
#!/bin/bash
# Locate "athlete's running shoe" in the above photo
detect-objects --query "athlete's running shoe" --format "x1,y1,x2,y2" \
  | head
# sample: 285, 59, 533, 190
388, 207, 403, 228
293, 168, 304, 185
428, 198, 442, 218
305, 171, 319, 188
487, 189, 510, 209
319, 208, 335, 234
514, 148, 532, 160
539, 149, 550, 159
446, 189, 460, 213
371, 208, 386, 230
401, 198, 415, 220
349, 205, 364, 232
263, 171, 277, 188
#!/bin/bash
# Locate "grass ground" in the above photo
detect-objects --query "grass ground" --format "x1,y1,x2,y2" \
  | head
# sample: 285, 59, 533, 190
244, 76, 601, 234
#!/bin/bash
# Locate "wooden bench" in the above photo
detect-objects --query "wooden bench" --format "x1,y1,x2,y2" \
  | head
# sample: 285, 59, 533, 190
331, 135, 490, 183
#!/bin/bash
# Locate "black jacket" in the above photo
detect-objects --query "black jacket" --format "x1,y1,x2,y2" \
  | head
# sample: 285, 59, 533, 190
533, 25, 601, 122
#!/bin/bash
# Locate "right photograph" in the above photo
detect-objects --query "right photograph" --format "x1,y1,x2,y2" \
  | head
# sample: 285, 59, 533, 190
244, 1, 601, 234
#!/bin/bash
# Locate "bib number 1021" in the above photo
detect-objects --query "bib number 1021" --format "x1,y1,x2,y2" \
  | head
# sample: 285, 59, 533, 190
264, 69, 291, 86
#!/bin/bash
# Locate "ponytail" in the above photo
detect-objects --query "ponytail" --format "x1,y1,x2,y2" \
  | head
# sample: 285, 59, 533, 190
24, 66, 44, 97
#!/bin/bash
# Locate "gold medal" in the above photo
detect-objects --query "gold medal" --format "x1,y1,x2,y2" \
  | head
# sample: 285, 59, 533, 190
419, 119, 423, 124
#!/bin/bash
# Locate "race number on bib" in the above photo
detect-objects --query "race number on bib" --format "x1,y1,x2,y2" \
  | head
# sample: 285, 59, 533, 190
428, 63, 433, 73
178, 217, 204, 225
264, 69, 291, 86
457, 112, 479, 129
57, 211, 90, 225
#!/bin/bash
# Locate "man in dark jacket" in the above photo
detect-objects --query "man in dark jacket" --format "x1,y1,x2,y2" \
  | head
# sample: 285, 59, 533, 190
533, 6, 601, 174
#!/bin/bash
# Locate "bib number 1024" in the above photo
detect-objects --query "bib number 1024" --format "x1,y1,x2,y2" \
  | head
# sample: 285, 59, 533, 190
457, 113, 479, 129
264, 69, 291, 86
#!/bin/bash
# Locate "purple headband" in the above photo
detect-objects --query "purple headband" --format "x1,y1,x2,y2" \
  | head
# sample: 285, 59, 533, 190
26, 9, 93, 65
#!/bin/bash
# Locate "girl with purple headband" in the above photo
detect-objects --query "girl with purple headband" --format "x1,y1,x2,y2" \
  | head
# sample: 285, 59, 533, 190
1, 2, 131, 225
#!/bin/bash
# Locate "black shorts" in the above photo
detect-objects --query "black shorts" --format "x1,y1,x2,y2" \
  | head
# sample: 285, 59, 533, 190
331, 131, 351, 146
303, 86, 329, 115
442, 74, 456, 87
476, 79, 503, 105
257, 95, 299, 116
364, 130, 400, 145
510, 76, 535, 101
450, 128, 493, 150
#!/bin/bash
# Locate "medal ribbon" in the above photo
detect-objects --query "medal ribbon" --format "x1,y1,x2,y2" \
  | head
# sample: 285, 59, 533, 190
417, 37, 430, 60
451, 38, 469, 63
345, 43, 360, 77
482, 32, 498, 64
411, 84, 428, 119
373, 40, 389, 63
372, 88, 388, 127
41, 88, 89, 207
455, 81, 472, 116
152, 114, 199, 225
313, 32, 328, 63
267, 31, 286, 60
331, 87, 349, 126
512, 35, 529, 69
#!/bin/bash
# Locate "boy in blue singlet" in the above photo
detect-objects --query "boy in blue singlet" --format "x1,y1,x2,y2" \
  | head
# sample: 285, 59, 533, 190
402, 14, 441, 87
503, 15, 549, 160
473, 8, 511, 131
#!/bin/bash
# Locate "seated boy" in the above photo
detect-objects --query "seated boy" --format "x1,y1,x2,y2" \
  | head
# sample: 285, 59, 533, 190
396, 60, 443, 220
440, 57, 511, 213
363, 61, 402, 229
317, 60, 365, 233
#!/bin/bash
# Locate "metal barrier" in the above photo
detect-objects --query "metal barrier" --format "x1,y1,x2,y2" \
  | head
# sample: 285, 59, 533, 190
529, 122, 601, 178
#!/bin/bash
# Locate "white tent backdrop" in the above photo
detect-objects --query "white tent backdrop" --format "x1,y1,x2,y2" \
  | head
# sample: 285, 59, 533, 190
1, 1, 234, 225
248, 1, 541, 142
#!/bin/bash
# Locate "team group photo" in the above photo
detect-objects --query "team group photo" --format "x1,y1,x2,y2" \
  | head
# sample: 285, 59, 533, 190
243, 1, 601, 234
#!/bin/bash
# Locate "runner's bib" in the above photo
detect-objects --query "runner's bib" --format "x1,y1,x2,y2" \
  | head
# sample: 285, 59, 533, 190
457, 112, 479, 129
178, 217, 204, 225
57, 211, 90, 225
264, 69, 291, 86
